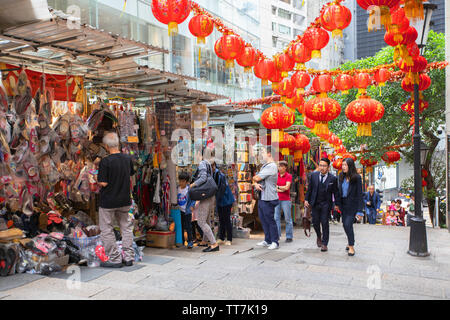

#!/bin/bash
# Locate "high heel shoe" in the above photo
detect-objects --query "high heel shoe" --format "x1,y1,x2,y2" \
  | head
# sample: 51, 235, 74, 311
348, 249, 355, 256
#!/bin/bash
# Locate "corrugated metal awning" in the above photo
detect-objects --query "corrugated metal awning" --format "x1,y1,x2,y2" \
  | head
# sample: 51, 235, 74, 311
0, 8, 227, 105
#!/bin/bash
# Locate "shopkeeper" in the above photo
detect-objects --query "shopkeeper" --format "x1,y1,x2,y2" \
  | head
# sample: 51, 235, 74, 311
97, 132, 135, 268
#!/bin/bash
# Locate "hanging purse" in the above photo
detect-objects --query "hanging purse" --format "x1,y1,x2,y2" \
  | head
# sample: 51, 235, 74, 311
188, 161, 217, 201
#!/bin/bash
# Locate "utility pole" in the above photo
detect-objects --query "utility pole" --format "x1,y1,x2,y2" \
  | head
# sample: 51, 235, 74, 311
446, 1, 450, 232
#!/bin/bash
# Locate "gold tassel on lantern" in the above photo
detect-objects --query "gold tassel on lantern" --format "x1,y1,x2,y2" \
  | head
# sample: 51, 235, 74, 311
368, 6, 391, 32
314, 121, 329, 135
311, 50, 321, 59
294, 151, 303, 166
404, 0, 425, 21
168, 22, 179, 36
357, 123, 372, 137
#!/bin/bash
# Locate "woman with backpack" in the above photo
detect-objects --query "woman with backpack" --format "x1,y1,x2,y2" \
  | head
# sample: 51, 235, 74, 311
212, 161, 235, 246
190, 152, 219, 252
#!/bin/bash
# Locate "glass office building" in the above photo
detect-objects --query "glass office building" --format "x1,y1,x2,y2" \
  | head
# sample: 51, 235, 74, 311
47, 0, 262, 104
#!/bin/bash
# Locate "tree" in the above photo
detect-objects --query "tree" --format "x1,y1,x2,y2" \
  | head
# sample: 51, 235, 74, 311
327, 30, 446, 226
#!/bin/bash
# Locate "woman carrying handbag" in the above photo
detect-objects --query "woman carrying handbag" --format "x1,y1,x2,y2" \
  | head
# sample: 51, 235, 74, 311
338, 158, 363, 257
189, 153, 219, 252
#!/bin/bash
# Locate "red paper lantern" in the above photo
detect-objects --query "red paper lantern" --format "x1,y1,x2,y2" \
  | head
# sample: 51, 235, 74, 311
304, 97, 341, 135
312, 74, 334, 97
278, 78, 295, 103
279, 133, 295, 156
389, 7, 410, 42
334, 74, 354, 94
270, 69, 283, 87
328, 133, 340, 147
286, 92, 305, 113
291, 71, 311, 94
401, 73, 431, 92
152, 0, 192, 36
356, 0, 402, 31
374, 68, 392, 87
421, 169, 428, 178
274, 52, 295, 78
353, 73, 372, 94
293, 133, 310, 165
360, 156, 378, 167
188, 14, 214, 44
302, 27, 330, 59
401, 98, 429, 115
407, 43, 420, 58
345, 95, 385, 136
382, 151, 401, 164
261, 103, 295, 130
422, 179, 427, 187
288, 42, 312, 68
236, 45, 259, 73
342, 153, 357, 161
320, 3, 352, 38
333, 158, 343, 170
401, 26, 418, 45
254, 58, 276, 86
303, 116, 316, 132
214, 34, 245, 68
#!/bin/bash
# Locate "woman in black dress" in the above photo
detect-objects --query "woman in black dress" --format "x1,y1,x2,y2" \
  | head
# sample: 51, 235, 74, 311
338, 158, 363, 256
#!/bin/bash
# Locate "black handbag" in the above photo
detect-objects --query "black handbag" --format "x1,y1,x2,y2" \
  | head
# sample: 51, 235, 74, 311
189, 161, 218, 201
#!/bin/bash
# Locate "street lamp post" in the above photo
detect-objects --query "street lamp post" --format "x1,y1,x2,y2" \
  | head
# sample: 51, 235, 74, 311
407, 2, 436, 257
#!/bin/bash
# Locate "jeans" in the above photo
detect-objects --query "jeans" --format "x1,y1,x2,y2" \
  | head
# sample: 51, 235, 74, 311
366, 207, 377, 224
258, 199, 280, 245
218, 205, 233, 242
274, 200, 293, 240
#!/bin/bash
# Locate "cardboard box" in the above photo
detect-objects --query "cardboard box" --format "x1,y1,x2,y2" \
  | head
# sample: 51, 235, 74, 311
146, 231, 175, 248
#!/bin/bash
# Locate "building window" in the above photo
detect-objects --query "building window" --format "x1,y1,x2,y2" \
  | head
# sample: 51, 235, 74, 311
272, 6, 277, 15
278, 24, 291, 35
272, 22, 276, 31
278, 8, 292, 20
272, 36, 278, 47
293, 14, 305, 25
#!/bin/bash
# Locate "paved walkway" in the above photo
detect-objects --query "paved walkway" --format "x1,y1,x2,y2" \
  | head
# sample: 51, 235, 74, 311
1, 223, 450, 300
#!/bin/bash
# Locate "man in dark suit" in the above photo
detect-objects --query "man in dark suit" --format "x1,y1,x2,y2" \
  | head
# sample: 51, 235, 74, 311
305, 158, 341, 252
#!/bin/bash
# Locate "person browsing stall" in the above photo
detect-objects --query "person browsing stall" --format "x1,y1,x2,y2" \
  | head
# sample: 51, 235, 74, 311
97, 132, 135, 268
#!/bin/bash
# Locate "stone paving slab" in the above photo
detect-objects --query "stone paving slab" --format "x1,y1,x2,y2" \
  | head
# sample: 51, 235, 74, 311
0, 273, 44, 292
141, 255, 174, 265
192, 281, 298, 300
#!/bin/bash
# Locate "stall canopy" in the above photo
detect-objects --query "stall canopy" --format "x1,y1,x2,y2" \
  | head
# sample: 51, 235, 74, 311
0, 7, 227, 105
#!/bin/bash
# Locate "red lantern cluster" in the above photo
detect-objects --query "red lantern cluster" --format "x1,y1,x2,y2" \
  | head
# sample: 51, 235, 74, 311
360, 156, 378, 167
345, 95, 385, 136
401, 98, 429, 115
293, 133, 310, 165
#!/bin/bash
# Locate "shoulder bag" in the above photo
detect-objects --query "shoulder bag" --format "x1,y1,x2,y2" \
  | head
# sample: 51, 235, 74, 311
188, 161, 218, 201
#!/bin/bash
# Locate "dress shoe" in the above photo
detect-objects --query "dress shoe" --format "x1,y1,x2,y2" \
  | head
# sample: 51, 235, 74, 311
123, 260, 134, 267
320, 245, 328, 252
203, 245, 219, 252
100, 261, 123, 268
316, 237, 322, 248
